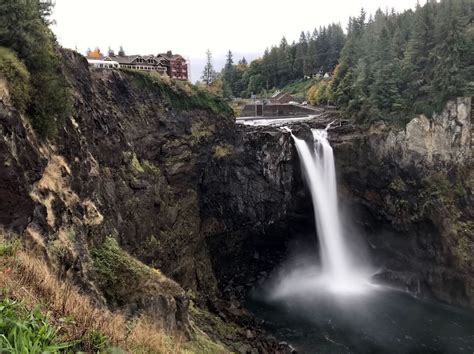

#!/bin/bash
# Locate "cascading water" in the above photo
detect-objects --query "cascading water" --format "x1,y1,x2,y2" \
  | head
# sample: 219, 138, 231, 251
281, 125, 372, 295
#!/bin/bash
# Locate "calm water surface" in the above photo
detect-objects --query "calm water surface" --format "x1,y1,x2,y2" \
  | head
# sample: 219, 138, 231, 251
247, 284, 474, 353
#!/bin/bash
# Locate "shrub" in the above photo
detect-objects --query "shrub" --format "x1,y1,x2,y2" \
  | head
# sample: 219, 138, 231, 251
0, 47, 31, 112
307, 79, 331, 106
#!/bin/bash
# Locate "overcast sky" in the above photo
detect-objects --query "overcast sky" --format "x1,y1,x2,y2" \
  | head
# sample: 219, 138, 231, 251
51, 0, 418, 81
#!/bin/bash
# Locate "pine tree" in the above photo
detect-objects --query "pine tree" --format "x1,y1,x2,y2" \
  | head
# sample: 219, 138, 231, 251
432, 0, 470, 106
201, 49, 216, 86
306, 28, 318, 76
403, 1, 437, 115
294, 31, 308, 78
277, 37, 292, 86
238, 57, 248, 66
222, 50, 236, 97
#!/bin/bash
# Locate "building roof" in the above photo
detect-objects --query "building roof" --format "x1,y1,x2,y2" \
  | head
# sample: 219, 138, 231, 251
97, 54, 168, 66
157, 52, 186, 62
271, 91, 281, 98
271, 91, 293, 99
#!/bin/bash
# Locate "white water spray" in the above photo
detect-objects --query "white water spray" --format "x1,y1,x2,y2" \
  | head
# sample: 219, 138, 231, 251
280, 125, 372, 295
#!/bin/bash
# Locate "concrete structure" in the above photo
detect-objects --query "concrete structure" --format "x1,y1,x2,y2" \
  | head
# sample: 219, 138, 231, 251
239, 103, 319, 118
269, 91, 295, 104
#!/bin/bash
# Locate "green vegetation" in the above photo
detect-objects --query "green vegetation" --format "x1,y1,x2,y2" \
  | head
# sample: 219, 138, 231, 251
91, 236, 168, 308
307, 78, 332, 106
217, 23, 345, 98
186, 299, 233, 353
0, 297, 73, 353
0, 237, 20, 257
85, 329, 110, 352
329, 0, 472, 123
0, 0, 71, 138
128, 70, 233, 115
92, 237, 147, 305
217, 0, 471, 126
281, 78, 319, 98
0, 47, 31, 112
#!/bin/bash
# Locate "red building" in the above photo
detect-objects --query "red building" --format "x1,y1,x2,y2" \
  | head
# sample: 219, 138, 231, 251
158, 51, 188, 81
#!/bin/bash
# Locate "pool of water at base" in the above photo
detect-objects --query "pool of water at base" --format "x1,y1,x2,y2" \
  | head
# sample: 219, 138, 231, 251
246, 285, 474, 353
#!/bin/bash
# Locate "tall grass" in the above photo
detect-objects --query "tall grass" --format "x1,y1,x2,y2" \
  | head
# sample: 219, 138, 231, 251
0, 298, 73, 353
0, 236, 185, 352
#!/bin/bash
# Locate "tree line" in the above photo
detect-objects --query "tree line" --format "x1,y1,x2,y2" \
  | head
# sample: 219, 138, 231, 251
204, 0, 472, 124
201, 22, 346, 98
327, 0, 473, 123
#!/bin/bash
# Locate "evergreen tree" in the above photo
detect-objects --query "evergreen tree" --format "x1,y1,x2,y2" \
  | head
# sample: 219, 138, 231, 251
431, 0, 471, 106
221, 50, 236, 97
277, 37, 292, 86
294, 31, 308, 78
305, 30, 318, 76
403, 1, 437, 115
238, 57, 248, 66
201, 49, 216, 86
369, 27, 404, 117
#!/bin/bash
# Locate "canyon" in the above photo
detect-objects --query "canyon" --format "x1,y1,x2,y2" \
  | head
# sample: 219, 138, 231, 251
0, 50, 472, 351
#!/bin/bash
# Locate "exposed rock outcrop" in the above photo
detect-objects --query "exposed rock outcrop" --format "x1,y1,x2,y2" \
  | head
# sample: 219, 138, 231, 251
334, 97, 473, 307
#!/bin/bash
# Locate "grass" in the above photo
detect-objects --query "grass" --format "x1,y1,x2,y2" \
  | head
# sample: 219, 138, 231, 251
281, 78, 320, 99
0, 232, 230, 353
127, 70, 234, 116
0, 297, 74, 353
0, 47, 31, 113
90, 236, 173, 308
0, 234, 186, 353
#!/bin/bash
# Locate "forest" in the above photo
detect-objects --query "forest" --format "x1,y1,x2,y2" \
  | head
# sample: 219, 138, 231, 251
210, 0, 473, 123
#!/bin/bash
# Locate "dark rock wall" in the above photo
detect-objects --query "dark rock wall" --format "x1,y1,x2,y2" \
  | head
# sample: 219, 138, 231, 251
333, 98, 473, 307
0, 50, 236, 332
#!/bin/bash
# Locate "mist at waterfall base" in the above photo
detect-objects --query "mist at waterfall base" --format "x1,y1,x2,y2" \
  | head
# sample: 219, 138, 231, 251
246, 128, 474, 353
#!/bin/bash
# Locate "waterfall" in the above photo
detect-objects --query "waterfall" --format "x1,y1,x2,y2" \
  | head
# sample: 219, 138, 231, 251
284, 125, 371, 294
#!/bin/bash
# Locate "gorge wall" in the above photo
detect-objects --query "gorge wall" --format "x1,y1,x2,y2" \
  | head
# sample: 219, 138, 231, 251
334, 97, 473, 306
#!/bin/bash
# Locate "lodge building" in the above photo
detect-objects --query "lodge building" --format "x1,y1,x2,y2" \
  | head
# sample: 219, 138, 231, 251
87, 50, 189, 81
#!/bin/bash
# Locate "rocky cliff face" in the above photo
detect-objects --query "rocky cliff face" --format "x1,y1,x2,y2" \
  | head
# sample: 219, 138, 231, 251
334, 97, 473, 306
0, 50, 232, 334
